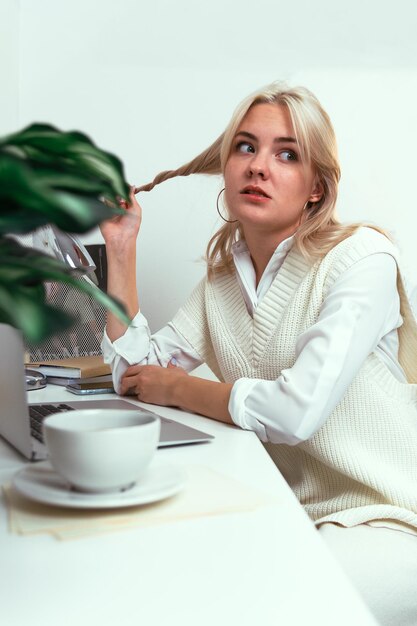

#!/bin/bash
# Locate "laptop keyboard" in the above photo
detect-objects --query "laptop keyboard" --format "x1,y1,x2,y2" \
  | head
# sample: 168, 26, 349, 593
29, 404, 74, 443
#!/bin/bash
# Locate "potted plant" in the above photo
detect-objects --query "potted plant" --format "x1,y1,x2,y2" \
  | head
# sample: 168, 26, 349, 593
0, 123, 130, 344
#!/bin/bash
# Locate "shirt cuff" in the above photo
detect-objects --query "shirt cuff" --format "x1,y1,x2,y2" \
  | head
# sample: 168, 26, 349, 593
101, 311, 150, 365
229, 378, 268, 442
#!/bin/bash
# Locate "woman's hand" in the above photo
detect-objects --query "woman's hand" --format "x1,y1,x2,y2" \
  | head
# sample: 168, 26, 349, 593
100, 185, 142, 339
120, 361, 234, 425
119, 361, 189, 407
100, 186, 142, 247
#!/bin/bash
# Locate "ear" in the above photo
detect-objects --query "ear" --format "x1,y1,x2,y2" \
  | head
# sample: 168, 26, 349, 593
309, 177, 324, 204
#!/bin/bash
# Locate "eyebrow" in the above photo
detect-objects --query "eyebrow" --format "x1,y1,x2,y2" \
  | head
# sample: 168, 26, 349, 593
235, 131, 297, 144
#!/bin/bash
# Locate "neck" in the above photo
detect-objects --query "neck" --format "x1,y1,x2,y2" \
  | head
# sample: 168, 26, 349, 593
243, 227, 294, 286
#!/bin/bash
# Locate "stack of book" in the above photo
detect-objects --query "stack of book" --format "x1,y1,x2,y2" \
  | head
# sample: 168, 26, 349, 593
27, 355, 111, 386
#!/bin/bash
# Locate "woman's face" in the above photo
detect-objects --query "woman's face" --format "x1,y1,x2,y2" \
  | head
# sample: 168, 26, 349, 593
224, 103, 322, 240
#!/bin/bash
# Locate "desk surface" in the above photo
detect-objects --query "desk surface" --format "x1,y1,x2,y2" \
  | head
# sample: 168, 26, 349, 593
0, 385, 378, 626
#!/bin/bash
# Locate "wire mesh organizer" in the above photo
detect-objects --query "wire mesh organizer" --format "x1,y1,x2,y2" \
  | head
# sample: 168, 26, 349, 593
17, 231, 108, 362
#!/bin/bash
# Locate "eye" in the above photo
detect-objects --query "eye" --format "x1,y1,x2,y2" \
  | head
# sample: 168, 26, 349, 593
278, 149, 298, 162
236, 141, 255, 154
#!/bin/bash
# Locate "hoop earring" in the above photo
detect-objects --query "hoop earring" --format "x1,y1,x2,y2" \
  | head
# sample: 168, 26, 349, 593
216, 188, 238, 223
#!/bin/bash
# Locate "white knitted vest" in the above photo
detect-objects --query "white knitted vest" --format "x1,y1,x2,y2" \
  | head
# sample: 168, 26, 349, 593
172, 228, 417, 528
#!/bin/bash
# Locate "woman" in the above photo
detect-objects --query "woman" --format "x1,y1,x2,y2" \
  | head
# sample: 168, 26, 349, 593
101, 83, 417, 625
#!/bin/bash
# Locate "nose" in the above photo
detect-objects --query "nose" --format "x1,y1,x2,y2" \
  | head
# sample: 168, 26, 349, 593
247, 152, 269, 179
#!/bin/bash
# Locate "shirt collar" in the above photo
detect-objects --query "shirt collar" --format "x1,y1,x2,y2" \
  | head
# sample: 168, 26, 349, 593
232, 235, 295, 260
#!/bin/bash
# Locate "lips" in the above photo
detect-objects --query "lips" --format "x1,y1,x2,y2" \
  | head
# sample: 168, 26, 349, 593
240, 185, 271, 199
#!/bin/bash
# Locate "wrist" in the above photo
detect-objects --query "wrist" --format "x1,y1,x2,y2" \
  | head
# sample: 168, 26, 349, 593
106, 239, 136, 261
170, 373, 189, 408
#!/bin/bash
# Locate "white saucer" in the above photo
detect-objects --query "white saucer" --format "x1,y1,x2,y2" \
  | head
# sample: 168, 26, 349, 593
12, 461, 186, 509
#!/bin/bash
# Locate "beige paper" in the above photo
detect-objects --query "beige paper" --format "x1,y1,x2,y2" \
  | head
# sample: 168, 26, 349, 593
4, 465, 275, 540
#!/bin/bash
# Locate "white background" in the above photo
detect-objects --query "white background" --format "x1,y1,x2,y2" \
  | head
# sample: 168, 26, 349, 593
2, 0, 417, 331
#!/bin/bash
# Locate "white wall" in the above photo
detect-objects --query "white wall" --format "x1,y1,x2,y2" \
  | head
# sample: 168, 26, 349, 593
0, 0, 19, 135
13, 0, 417, 330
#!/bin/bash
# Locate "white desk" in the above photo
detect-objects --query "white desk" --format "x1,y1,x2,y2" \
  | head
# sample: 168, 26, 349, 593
0, 385, 378, 626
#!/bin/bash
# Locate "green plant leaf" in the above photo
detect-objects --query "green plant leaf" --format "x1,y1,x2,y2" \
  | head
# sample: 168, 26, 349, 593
0, 123, 129, 200
0, 122, 132, 343
0, 123, 130, 235
0, 153, 125, 235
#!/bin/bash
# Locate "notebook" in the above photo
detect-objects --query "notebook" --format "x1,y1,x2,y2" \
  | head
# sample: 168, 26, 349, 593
27, 355, 111, 379
0, 324, 214, 461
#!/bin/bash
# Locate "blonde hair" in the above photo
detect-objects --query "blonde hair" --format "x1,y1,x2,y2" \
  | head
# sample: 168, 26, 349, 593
136, 82, 389, 276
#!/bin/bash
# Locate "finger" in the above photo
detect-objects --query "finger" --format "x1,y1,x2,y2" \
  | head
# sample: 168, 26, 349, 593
120, 375, 140, 392
122, 369, 135, 379
121, 386, 138, 397
120, 369, 138, 385
123, 364, 143, 376
119, 377, 138, 395
115, 186, 141, 214
128, 192, 142, 216
167, 357, 178, 368
129, 185, 139, 205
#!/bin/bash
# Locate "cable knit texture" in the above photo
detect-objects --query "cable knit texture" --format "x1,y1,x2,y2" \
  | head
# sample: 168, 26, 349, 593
172, 227, 417, 528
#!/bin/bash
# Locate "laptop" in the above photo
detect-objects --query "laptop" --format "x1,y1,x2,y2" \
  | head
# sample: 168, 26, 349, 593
0, 324, 214, 461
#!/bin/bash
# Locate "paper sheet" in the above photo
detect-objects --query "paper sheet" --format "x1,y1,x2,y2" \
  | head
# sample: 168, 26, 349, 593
3, 465, 275, 540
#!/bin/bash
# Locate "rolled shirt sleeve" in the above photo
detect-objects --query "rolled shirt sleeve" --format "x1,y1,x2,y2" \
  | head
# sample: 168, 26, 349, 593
101, 311, 203, 393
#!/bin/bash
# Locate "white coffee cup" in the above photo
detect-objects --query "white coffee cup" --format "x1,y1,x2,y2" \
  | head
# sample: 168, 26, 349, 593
43, 408, 160, 493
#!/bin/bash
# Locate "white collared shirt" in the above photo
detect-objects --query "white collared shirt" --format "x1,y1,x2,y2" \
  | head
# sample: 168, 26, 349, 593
102, 237, 406, 445
232, 235, 294, 316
